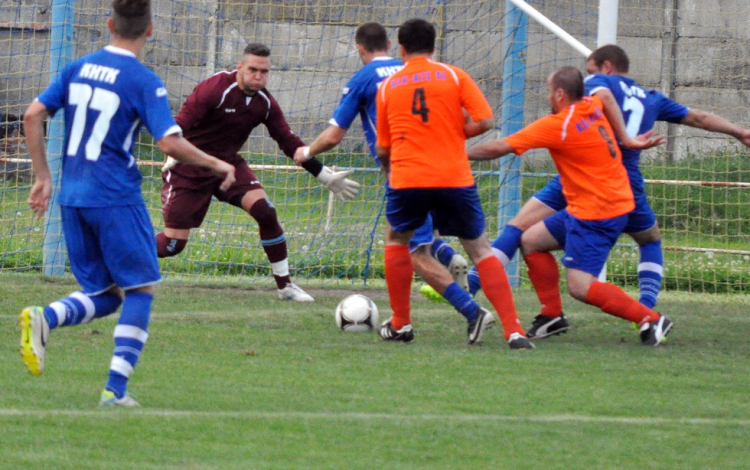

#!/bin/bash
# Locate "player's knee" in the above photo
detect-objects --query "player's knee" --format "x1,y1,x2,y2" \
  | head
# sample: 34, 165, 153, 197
248, 198, 280, 227
156, 232, 187, 258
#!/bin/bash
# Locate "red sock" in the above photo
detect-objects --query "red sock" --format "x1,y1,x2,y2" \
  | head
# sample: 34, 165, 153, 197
523, 252, 563, 317
385, 245, 413, 330
476, 256, 524, 338
585, 281, 661, 324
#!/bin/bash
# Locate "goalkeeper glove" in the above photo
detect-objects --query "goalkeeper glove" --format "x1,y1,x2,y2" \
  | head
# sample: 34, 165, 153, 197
316, 166, 361, 201
161, 156, 178, 173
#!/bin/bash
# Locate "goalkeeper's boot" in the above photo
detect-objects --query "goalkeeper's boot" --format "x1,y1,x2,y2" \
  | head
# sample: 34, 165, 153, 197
419, 284, 448, 304
467, 307, 495, 346
19, 306, 49, 376
639, 314, 673, 346
507, 332, 535, 350
527, 313, 570, 340
99, 389, 141, 407
448, 254, 470, 292
278, 283, 314, 302
378, 318, 415, 343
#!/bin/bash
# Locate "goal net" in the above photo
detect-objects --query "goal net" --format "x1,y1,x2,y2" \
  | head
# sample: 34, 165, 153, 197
1, 0, 749, 293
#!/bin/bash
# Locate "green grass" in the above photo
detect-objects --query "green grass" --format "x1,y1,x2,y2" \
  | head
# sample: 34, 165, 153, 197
2, 273, 750, 469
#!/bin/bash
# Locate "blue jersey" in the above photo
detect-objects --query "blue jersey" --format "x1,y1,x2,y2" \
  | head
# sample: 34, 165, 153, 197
329, 56, 402, 164
584, 73, 688, 195
37, 45, 180, 208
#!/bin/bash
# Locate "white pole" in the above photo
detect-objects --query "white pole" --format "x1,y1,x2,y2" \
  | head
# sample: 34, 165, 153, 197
597, 0, 619, 47
506, 0, 592, 57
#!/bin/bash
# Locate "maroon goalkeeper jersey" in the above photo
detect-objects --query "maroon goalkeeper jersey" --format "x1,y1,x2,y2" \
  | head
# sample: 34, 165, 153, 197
171, 70, 304, 178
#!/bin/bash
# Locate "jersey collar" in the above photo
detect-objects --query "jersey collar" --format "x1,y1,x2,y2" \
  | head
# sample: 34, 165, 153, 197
104, 45, 136, 58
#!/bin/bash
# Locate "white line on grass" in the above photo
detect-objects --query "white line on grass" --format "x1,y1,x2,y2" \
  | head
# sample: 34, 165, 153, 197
1, 408, 749, 426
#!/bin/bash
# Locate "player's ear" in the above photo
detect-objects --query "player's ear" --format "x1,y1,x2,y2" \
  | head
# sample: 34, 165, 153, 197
106, 17, 115, 35
146, 22, 153, 38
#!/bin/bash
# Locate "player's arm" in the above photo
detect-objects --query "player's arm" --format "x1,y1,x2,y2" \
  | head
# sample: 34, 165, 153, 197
464, 111, 494, 139
375, 143, 390, 173
161, 81, 215, 172
293, 124, 347, 165
593, 88, 664, 150
266, 98, 360, 201
23, 100, 52, 219
680, 109, 750, 147
157, 134, 235, 191
467, 138, 514, 161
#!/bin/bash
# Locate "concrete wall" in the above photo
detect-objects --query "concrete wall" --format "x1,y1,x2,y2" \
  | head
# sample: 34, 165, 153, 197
2, 0, 749, 159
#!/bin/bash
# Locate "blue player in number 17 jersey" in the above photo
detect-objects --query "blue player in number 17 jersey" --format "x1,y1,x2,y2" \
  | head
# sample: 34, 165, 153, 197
20, 0, 234, 407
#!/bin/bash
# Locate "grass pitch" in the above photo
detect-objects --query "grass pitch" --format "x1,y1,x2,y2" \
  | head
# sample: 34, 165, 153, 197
1, 273, 749, 469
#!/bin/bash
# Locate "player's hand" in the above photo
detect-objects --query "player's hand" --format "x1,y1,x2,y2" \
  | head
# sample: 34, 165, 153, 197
162, 156, 178, 172
28, 177, 52, 220
623, 129, 665, 150
293, 146, 311, 166
316, 166, 361, 201
737, 128, 750, 147
213, 161, 236, 192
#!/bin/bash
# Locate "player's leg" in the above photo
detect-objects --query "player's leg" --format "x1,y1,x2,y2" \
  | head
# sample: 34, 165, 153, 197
625, 200, 663, 308
440, 185, 531, 348
519, 212, 569, 339
239, 187, 313, 302
156, 172, 215, 258
428, 235, 469, 292
95, 204, 163, 405
562, 215, 672, 346
467, 178, 563, 296
20, 207, 124, 376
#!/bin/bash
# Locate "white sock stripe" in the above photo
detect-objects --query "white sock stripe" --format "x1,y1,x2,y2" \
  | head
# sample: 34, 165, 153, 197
69, 291, 96, 323
114, 345, 143, 357
491, 247, 511, 267
638, 262, 664, 275
271, 259, 289, 277
48, 301, 67, 325
110, 355, 134, 377
113, 324, 149, 343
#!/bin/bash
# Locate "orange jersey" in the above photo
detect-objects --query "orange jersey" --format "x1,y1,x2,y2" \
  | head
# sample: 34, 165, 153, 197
376, 57, 493, 189
504, 96, 634, 220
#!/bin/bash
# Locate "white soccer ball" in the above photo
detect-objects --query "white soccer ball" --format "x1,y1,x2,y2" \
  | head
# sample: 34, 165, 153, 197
335, 294, 379, 333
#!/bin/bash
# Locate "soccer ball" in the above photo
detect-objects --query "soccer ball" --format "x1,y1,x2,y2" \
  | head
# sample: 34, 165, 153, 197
335, 294, 379, 333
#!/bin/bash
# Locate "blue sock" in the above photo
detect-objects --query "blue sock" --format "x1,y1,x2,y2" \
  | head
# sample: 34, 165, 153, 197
490, 225, 524, 265
43, 292, 122, 329
443, 282, 480, 322
638, 240, 663, 309
106, 291, 153, 399
430, 239, 456, 268
468, 225, 524, 296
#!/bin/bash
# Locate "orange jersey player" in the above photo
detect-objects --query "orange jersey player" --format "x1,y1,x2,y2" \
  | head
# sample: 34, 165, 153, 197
468, 66, 673, 346
374, 18, 533, 349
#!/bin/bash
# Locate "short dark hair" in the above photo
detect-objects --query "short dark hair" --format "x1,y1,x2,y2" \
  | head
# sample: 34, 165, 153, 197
111, 0, 151, 40
355, 22, 388, 53
243, 43, 271, 57
398, 18, 435, 54
550, 66, 584, 100
588, 44, 629, 73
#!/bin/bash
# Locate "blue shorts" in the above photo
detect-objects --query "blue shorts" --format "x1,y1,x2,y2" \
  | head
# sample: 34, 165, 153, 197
62, 204, 162, 295
623, 193, 657, 233
532, 175, 567, 212
545, 210, 628, 276
409, 213, 436, 252
386, 184, 485, 240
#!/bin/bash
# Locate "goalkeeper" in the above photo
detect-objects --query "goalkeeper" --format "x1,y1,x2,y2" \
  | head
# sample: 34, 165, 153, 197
158, 43, 360, 302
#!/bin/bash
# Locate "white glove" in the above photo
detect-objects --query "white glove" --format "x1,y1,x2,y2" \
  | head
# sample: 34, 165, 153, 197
316, 166, 361, 201
161, 156, 178, 173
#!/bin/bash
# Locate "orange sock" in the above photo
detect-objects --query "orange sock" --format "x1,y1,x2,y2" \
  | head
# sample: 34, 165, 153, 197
585, 281, 661, 324
523, 252, 563, 317
385, 244, 413, 330
476, 256, 524, 338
